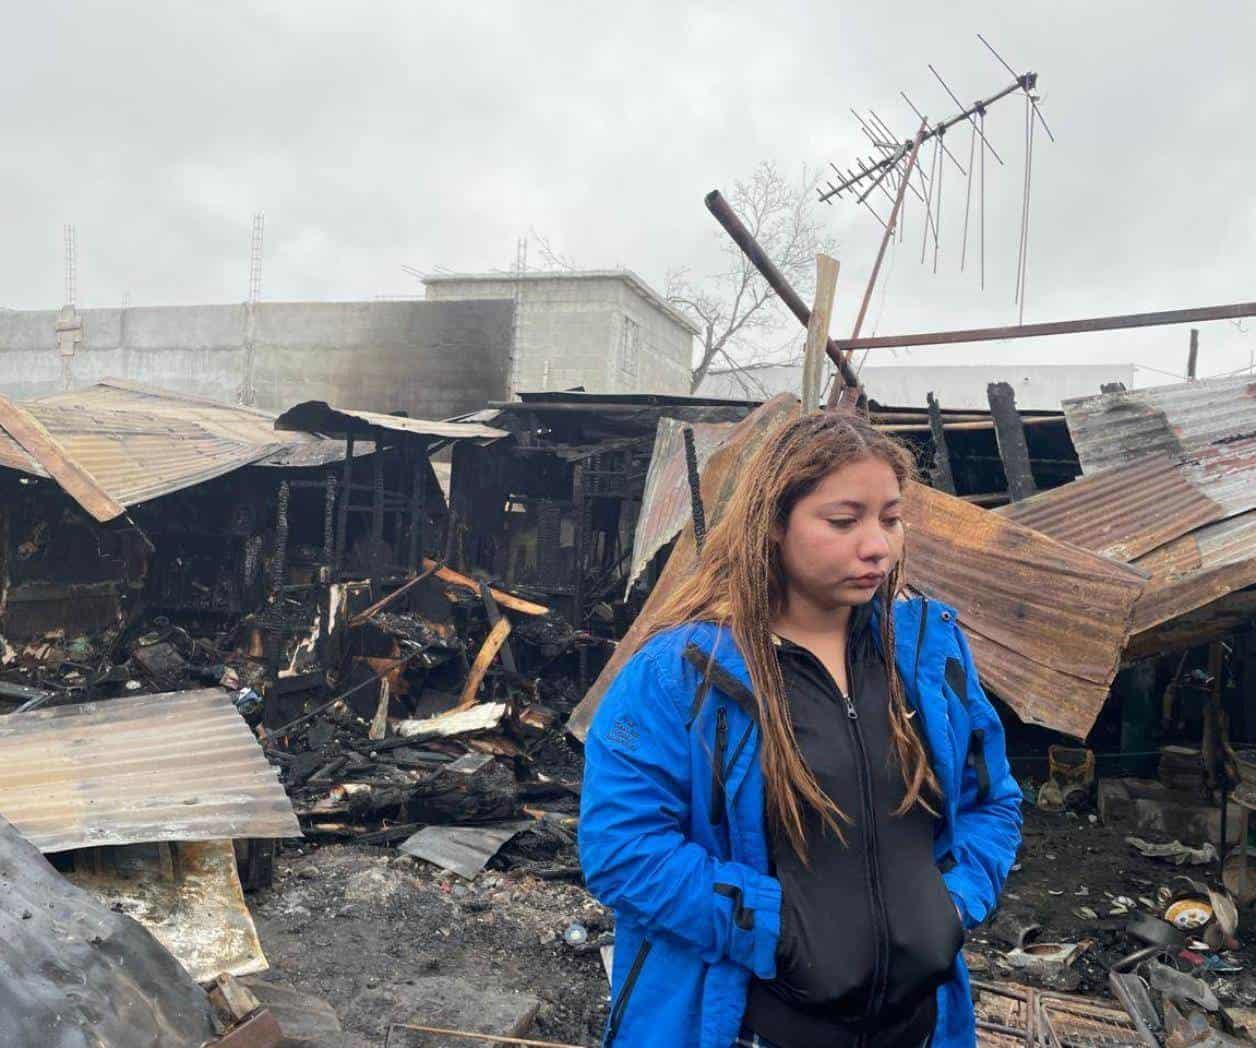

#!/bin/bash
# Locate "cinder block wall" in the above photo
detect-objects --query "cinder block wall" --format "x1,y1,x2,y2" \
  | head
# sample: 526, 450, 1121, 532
424, 274, 693, 395
0, 299, 513, 418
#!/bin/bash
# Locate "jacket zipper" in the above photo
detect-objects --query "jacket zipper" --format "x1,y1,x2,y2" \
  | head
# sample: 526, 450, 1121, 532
605, 939, 652, 1044
838, 644, 894, 1020
710, 706, 728, 824
790, 641, 893, 1023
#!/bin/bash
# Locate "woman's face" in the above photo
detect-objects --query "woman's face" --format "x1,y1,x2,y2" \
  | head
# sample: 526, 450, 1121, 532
775, 456, 905, 611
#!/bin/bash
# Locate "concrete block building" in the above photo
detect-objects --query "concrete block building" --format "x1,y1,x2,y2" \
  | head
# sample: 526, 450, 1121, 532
0, 299, 514, 420
423, 270, 697, 396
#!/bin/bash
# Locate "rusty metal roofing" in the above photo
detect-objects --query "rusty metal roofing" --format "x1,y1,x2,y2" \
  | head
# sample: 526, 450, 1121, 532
1129, 510, 1256, 635
0, 380, 360, 515
626, 417, 738, 592
275, 400, 508, 442
999, 453, 1226, 562
1018, 375, 1256, 651
0, 395, 128, 522
0, 688, 301, 853
904, 483, 1147, 739
570, 394, 1149, 742
1063, 374, 1256, 515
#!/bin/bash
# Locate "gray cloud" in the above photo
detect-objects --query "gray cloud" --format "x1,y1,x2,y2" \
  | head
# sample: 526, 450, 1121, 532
3, 1, 1253, 381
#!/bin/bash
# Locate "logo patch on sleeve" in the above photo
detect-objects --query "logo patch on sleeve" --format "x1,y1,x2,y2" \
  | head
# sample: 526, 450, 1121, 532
608, 715, 640, 752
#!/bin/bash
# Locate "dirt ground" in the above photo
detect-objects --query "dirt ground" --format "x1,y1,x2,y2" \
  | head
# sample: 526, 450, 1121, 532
250, 843, 611, 1047
249, 804, 1256, 1046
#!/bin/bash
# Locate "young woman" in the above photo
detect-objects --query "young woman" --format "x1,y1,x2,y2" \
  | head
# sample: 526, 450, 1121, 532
580, 411, 1022, 1048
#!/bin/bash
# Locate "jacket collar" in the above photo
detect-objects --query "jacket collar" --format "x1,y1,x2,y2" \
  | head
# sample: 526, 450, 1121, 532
682, 594, 955, 707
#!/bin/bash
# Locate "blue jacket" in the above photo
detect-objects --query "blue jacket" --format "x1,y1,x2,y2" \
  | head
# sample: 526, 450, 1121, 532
580, 596, 1022, 1048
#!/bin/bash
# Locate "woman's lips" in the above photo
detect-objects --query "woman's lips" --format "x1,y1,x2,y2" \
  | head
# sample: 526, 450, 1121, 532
846, 573, 886, 588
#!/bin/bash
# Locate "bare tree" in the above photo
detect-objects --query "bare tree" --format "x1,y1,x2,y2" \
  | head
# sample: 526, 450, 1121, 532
666, 161, 835, 393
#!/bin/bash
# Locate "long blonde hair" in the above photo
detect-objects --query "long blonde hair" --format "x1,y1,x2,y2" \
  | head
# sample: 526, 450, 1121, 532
650, 410, 938, 860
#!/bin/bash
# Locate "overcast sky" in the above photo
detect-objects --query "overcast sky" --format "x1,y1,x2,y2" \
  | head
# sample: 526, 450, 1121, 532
4, 2, 1254, 382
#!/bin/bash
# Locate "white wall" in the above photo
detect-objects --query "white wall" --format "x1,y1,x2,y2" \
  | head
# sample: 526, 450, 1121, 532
425, 274, 693, 395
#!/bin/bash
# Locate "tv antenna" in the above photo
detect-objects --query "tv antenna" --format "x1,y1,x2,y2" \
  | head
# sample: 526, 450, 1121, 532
820, 35, 1054, 402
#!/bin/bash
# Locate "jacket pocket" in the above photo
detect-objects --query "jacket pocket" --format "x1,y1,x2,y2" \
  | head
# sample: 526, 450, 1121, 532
605, 938, 652, 1045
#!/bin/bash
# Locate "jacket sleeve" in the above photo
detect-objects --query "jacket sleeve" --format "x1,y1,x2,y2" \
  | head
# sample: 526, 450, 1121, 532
579, 645, 782, 979
942, 626, 1023, 929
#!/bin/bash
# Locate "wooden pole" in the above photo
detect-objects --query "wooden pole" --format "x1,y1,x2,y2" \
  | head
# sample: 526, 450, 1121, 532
801, 255, 840, 413
386, 1023, 584, 1048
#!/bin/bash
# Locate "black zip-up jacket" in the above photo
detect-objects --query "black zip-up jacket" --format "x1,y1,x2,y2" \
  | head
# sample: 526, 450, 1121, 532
743, 605, 964, 1045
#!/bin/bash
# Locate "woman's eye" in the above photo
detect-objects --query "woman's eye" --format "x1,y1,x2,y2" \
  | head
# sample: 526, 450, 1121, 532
827, 518, 856, 529
883, 516, 903, 528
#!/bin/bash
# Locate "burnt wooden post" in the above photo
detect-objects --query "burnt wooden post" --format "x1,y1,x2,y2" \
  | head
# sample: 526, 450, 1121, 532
572, 462, 587, 629
925, 392, 957, 494
270, 481, 290, 595
322, 473, 337, 566
987, 381, 1037, 502
407, 447, 426, 572
335, 433, 355, 572
371, 429, 386, 589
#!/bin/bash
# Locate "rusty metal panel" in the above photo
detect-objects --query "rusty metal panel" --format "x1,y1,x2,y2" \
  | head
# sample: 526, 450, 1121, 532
626, 417, 737, 592
999, 453, 1226, 561
1127, 589, 1256, 661
0, 688, 301, 853
275, 400, 508, 441
905, 483, 1147, 739
1129, 510, 1256, 634
0, 380, 365, 505
571, 394, 1147, 742
0, 395, 129, 522
1064, 374, 1256, 513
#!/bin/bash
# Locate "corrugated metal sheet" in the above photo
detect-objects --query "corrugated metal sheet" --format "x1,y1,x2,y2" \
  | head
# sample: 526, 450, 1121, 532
1064, 373, 1256, 471
0, 688, 301, 853
626, 417, 737, 592
570, 394, 1148, 742
1129, 510, 1256, 635
905, 483, 1147, 739
1064, 374, 1256, 515
0, 380, 362, 509
275, 400, 508, 441
0, 395, 128, 522
999, 453, 1226, 561
25, 403, 281, 506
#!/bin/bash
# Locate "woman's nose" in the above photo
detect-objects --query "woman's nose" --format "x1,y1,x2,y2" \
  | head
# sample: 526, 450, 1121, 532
858, 526, 891, 560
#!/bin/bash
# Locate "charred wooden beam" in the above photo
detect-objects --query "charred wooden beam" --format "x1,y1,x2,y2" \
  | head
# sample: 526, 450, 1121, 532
987, 382, 1037, 502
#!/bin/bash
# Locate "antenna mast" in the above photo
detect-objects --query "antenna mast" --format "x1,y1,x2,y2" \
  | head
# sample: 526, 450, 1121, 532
819, 38, 1052, 404
249, 212, 265, 302
63, 224, 77, 307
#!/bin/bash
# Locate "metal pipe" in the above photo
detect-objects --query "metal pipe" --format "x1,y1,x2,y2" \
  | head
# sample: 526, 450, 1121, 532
704, 190, 860, 390
835, 300, 1256, 352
